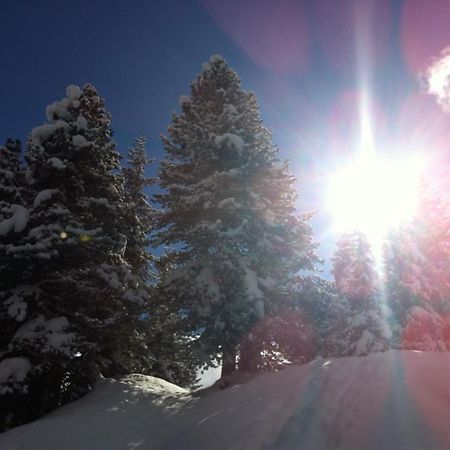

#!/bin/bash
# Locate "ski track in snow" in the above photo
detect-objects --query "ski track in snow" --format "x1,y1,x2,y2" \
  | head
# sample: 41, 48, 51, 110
1, 351, 450, 450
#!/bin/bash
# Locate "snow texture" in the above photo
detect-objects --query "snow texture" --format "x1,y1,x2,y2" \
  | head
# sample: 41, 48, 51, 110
31, 121, 69, 147
3, 351, 450, 449
0, 358, 31, 394
13, 315, 74, 355
76, 115, 88, 130
34, 189, 58, 207
179, 95, 191, 107
0, 205, 29, 235
47, 157, 66, 169
214, 133, 244, 152
66, 84, 82, 100
72, 135, 91, 147
210, 54, 224, 64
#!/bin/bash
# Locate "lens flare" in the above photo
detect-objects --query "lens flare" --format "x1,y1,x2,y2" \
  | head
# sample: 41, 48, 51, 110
326, 153, 423, 246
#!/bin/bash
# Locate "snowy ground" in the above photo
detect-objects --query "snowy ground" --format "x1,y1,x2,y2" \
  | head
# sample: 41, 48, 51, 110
2, 350, 450, 450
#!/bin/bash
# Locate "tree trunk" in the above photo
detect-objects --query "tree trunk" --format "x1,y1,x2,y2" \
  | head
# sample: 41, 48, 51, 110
221, 343, 237, 377
238, 335, 262, 372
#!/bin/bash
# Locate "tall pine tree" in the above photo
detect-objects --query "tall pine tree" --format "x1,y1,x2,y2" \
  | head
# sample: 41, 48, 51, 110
122, 136, 155, 281
384, 182, 450, 350
122, 137, 198, 386
155, 55, 317, 376
0, 85, 149, 430
332, 231, 391, 355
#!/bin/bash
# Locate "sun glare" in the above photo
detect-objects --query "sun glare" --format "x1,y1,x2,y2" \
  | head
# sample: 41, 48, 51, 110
327, 153, 423, 245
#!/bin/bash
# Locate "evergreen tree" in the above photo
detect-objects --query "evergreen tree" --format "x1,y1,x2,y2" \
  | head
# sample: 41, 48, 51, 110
237, 275, 335, 371
122, 136, 155, 281
122, 137, 198, 386
410, 183, 450, 303
332, 231, 391, 355
291, 275, 351, 359
384, 182, 450, 350
0, 139, 33, 421
333, 231, 378, 301
0, 85, 149, 430
0, 138, 27, 293
154, 55, 317, 377
383, 227, 422, 340
0, 138, 23, 204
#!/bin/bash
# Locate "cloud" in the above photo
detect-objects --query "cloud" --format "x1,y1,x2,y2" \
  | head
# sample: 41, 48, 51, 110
425, 46, 450, 111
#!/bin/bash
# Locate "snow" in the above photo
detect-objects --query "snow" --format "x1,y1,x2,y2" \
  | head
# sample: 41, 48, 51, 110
72, 135, 91, 147
97, 265, 124, 290
33, 189, 58, 207
217, 197, 241, 209
47, 157, 66, 169
31, 121, 69, 147
66, 84, 82, 100
223, 104, 238, 115
6, 293, 27, 322
0, 358, 31, 394
3, 351, 450, 449
196, 266, 220, 300
210, 54, 224, 64
0, 205, 29, 235
0, 169, 14, 180
13, 315, 74, 354
244, 268, 263, 301
179, 95, 191, 107
214, 133, 244, 152
45, 99, 71, 122
76, 115, 88, 130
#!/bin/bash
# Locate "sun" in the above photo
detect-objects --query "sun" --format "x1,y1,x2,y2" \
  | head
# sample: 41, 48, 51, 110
326, 152, 423, 245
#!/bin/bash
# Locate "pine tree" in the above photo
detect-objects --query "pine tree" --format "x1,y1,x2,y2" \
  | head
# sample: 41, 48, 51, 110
333, 231, 378, 302
122, 137, 198, 386
0, 85, 149, 430
384, 182, 450, 350
0, 138, 27, 292
332, 231, 391, 355
155, 55, 317, 377
0, 139, 33, 419
122, 136, 155, 281
291, 275, 351, 359
0, 138, 23, 204
411, 183, 450, 303
383, 227, 422, 340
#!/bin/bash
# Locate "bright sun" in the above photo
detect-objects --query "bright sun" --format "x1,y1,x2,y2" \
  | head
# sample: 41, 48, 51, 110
326, 152, 423, 245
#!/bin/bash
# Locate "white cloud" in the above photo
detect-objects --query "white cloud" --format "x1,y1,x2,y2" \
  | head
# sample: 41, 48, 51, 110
425, 46, 450, 111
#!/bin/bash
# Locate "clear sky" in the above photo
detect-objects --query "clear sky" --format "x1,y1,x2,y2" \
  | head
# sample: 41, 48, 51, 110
2, 0, 450, 272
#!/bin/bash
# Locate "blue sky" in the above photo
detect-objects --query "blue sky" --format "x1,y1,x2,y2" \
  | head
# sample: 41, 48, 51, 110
1, 0, 450, 272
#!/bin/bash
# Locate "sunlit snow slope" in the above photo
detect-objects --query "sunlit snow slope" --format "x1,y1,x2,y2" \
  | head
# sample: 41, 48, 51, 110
2, 350, 450, 450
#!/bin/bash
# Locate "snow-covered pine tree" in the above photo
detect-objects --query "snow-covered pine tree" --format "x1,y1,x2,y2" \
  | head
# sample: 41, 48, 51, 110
122, 136, 155, 281
0, 139, 23, 204
121, 137, 197, 386
155, 55, 317, 377
0, 138, 27, 292
0, 85, 149, 430
332, 231, 391, 355
333, 231, 378, 301
384, 182, 450, 350
383, 227, 422, 341
0, 139, 34, 427
410, 182, 450, 303
289, 275, 351, 359
236, 275, 326, 371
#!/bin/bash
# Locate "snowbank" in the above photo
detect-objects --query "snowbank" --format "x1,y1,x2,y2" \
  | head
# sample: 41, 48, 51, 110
2, 351, 450, 449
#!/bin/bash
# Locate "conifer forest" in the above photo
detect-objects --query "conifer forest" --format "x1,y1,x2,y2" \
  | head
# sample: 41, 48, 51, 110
2, 55, 450, 432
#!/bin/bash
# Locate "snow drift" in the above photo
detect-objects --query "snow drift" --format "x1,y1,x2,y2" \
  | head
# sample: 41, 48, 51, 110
2, 350, 450, 450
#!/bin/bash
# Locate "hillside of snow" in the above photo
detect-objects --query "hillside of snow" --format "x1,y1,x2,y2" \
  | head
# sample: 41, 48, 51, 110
2, 350, 450, 450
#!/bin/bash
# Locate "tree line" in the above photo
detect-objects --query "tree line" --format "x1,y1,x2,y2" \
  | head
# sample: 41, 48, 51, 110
1, 55, 450, 431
